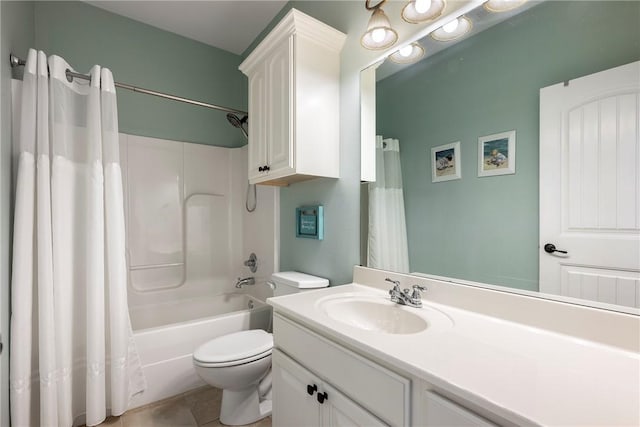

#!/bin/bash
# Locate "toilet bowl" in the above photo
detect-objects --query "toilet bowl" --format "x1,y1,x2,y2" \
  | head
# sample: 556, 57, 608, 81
193, 329, 273, 426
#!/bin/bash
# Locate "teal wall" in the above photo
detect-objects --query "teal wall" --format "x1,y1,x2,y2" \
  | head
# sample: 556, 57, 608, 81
377, 1, 640, 290
34, 1, 247, 148
1, 2, 36, 424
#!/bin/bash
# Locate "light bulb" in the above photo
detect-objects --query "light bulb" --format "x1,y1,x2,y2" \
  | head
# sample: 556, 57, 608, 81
399, 45, 414, 57
371, 28, 386, 43
442, 18, 459, 33
414, 0, 432, 13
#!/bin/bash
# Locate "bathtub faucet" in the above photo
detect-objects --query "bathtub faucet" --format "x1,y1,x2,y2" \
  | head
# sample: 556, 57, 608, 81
235, 277, 256, 288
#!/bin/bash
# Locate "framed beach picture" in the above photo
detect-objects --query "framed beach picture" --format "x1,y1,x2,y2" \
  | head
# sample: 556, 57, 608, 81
478, 130, 516, 177
431, 141, 461, 183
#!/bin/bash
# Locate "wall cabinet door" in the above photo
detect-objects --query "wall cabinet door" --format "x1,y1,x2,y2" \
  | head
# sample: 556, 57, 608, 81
265, 36, 293, 178
247, 65, 268, 182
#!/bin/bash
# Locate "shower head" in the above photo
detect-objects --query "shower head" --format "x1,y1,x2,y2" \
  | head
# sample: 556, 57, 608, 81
227, 113, 249, 139
226, 113, 247, 128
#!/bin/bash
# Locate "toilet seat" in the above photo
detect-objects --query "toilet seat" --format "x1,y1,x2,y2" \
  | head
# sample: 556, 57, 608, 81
193, 330, 273, 368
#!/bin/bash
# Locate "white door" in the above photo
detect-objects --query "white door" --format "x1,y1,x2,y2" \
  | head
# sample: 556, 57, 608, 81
540, 61, 640, 308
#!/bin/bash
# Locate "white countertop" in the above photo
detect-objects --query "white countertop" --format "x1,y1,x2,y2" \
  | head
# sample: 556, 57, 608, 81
268, 283, 640, 426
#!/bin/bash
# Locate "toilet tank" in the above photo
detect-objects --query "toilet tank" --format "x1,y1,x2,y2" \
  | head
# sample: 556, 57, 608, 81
270, 272, 329, 297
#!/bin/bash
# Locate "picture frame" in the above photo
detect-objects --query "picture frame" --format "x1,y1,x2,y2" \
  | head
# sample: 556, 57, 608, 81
295, 205, 324, 240
478, 130, 516, 177
431, 141, 461, 183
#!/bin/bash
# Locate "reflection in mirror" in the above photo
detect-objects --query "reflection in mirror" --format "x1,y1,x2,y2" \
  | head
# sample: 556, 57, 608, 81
362, 0, 640, 312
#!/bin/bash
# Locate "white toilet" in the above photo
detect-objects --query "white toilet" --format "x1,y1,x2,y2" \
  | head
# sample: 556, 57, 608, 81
193, 271, 329, 426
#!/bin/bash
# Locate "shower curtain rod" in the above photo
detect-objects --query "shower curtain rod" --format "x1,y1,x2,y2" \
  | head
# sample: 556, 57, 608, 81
9, 53, 248, 116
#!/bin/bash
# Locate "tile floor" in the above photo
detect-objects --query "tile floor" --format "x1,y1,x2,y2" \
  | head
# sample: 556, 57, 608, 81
93, 386, 271, 427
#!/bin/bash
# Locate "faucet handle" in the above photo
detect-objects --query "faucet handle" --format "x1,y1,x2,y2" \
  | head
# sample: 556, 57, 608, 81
411, 285, 427, 299
385, 278, 401, 290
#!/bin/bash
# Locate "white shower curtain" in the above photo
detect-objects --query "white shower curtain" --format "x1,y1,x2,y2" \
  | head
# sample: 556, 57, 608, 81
10, 49, 145, 427
368, 136, 410, 273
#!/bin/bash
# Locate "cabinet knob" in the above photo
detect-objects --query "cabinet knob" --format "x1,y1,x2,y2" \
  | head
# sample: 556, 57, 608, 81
317, 391, 328, 404
258, 166, 264, 172
264, 165, 270, 171
307, 384, 317, 396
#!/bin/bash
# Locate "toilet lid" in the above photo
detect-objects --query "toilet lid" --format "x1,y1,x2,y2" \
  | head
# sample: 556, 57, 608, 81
193, 330, 273, 364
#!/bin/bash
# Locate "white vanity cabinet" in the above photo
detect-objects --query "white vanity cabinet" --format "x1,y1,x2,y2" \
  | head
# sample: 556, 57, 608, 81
272, 312, 507, 427
239, 9, 346, 186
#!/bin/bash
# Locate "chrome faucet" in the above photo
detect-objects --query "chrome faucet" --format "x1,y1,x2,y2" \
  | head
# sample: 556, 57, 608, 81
385, 278, 426, 308
235, 277, 256, 288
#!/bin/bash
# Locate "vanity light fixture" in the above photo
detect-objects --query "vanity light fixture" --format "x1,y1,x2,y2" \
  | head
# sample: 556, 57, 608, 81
361, 0, 398, 50
431, 15, 472, 41
484, 0, 527, 13
401, 0, 446, 24
389, 42, 425, 64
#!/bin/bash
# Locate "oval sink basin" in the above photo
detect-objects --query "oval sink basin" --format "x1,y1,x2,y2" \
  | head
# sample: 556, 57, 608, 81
316, 294, 451, 334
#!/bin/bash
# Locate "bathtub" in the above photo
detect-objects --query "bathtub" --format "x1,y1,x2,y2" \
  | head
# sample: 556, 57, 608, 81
129, 293, 271, 409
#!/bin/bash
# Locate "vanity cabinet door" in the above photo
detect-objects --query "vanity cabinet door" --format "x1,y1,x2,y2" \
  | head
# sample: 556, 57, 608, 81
273, 349, 322, 427
424, 391, 497, 427
322, 382, 388, 427
273, 349, 388, 427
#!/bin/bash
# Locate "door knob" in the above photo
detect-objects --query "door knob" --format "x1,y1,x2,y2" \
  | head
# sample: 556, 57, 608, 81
544, 243, 568, 254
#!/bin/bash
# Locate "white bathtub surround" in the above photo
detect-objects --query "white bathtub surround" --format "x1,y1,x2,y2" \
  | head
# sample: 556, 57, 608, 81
119, 136, 279, 308
130, 294, 271, 410
268, 266, 640, 426
10, 50, 144, 427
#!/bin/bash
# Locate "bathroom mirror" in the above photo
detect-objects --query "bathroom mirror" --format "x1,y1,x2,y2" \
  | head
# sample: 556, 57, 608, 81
361, 0, 640, 313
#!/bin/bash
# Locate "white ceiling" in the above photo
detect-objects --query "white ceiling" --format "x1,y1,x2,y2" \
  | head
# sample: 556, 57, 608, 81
87, 1, 288, 55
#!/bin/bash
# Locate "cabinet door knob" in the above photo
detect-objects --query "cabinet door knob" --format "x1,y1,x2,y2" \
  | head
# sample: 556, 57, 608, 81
258, 166, 264, 172
317, 391, 328, 404
264, 165, 270, 171
307, 384, 317, 396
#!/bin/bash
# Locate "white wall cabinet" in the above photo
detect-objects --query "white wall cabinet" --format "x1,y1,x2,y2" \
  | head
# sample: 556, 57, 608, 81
239, 9, 346, 186
273, 349, 387, 427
